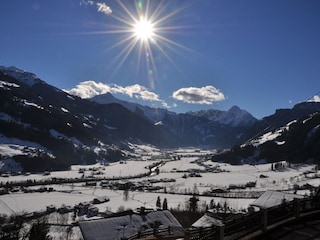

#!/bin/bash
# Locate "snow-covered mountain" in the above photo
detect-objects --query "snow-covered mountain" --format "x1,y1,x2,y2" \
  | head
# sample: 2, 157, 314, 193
0, 66, 42, 87
91, 93, 256, 128
188, 106, 257, 127
0, 66, 258, 171
90, 93, 173, 123
1, 65, 319, 171
0, 66, 180, 171
90, 94, 258, 149
212, 103, 320, 165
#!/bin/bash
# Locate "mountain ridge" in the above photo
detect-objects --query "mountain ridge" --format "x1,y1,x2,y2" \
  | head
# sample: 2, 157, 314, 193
1, 65, 319, 171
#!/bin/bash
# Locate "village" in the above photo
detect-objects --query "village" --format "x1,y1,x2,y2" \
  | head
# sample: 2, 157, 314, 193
0, 147, 320, 239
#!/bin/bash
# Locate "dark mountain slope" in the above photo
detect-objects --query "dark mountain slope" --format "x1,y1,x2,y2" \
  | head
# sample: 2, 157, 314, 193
0, 68, 179, 171
212, 105, 320, 165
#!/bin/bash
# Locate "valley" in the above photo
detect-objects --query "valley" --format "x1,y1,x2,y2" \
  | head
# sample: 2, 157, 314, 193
1, 147, 318, 216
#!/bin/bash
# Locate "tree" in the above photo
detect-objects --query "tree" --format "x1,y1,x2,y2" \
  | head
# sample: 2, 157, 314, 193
189, 195, 199, 213
29, 219, 51, 240
123, 189, 129, 201
156, 196, 161, 209
163, 198, 168, 210
209, 199, 215, 209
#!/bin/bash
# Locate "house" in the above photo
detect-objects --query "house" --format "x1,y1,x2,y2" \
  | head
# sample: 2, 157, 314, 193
192, 210, 244, 228
76, 202, 92, 216
87, 206, 99, 217
250, 190, 304, 209
192, 211, 224, 228
79, 210, 184, 240
92, 196, 110, 204
46, 205, 56, 213
58, 205, 73, 214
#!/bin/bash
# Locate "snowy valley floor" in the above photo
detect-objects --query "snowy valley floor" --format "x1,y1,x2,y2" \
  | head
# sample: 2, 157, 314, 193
1, 148, 319, 215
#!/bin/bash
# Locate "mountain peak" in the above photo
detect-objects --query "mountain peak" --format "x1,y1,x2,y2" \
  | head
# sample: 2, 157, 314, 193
228, 105, 241, 113
188, 106, 257, 127
0, 66, 41, 87
307, 95, 320, 103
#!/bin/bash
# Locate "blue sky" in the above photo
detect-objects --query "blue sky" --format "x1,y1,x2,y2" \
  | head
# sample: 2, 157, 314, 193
1, 0, 320, 119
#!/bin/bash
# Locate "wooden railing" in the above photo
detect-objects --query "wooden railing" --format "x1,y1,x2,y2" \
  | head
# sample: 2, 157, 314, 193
122, 195, 320, 240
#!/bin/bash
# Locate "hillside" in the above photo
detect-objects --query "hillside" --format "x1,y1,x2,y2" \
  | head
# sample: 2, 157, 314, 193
212, 106, 320, 165
0, 67, 179, 171
1, 66, 319, 171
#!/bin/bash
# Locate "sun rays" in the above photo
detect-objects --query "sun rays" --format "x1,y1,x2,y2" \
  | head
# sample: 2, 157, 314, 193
93, 0, 193, 89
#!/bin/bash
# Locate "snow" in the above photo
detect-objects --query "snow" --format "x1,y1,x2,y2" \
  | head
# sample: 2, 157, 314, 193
23, 100, 44, 109
0, 112, 31, 128
0, 144, 26, 158
0, 66, 41, 87
61, 107, 69, 113
0, 146, 319, 240
83, 123, 92, 128
0, 156, 317, 216
79, 210, 183, 240
0, 192, 95, 215
104, 124, 117, 130
0, 80, 20, 89
49, 129, 83, 147
67, 95, 75, 100
307, 95, 320, 103
246, 120, 298, 147
154, 121, 163, 126
189, 106, 256, 127
192, 212, 223, 227
0, 159, 22, 173
0, 134, 54, 169
251, 131, 281, 146
0, 133, 51, 158
251, 190, 304, 209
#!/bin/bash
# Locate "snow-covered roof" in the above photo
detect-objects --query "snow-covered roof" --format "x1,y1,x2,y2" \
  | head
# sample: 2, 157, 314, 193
79, 210, 184, 240
251, 191, 304, 209
192, 213, 224, 228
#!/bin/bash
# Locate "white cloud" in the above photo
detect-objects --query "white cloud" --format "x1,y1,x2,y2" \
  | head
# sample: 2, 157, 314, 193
172, 86, 225, 104
96, 2, 112, 15
65, 81, 168, 107
66, 81, 111, 98
80, 1, 112, 15
307, 95, 320, 103
80, 0, 94, 6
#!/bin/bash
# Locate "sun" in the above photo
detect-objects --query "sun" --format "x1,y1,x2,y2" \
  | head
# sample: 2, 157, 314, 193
94, 0, 194, 86
133, 17, 154, 41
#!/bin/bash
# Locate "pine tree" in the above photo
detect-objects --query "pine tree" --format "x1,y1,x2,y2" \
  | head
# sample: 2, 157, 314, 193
156, 196, 161, 209
209, 199, 215, 209
162, 198, 168, 210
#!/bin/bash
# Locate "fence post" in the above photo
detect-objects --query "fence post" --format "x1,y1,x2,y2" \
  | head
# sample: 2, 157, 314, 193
184, 229, 190, 240
216, 224, 224, 240
294, 198, 300, 218
261, 209, 268, 232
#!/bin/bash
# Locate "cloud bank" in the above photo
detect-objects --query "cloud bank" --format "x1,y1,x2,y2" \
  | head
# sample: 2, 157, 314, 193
66, 81, 167, 106
172, 86, 225, 104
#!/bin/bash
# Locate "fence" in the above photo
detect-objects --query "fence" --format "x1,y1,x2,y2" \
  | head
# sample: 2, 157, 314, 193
122, 195, 320, 240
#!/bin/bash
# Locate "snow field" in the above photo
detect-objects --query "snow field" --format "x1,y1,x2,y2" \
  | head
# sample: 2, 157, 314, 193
0, 148, 319, 218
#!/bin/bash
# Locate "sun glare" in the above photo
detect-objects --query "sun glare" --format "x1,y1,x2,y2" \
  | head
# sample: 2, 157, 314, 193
96, 0, 193, 85
134, 17, 154, 41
